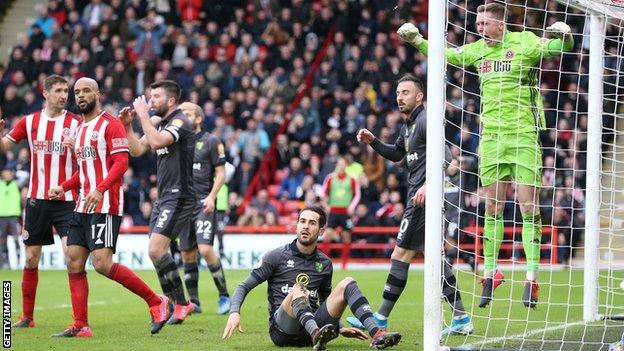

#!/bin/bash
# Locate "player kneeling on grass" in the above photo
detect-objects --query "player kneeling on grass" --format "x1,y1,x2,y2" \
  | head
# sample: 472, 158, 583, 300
48, 78, 170, 337
222, 207, 401, 350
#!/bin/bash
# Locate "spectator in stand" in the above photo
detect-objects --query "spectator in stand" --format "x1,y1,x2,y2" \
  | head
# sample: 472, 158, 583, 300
238, 118, 270, 163
280, 157, 305, 200
130, 11, 166, 62
251, 189, 279, 220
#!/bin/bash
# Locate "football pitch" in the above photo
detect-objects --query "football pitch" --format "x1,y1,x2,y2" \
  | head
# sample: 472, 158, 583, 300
4, 268, 624, 350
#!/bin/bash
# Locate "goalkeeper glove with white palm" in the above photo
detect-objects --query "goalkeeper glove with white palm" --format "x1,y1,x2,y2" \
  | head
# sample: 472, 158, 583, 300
397, 22, 424, 47
546, 21, 571, 39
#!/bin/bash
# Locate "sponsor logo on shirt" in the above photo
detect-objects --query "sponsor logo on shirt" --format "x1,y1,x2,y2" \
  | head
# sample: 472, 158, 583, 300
193, 163, 201, 170
75, 146, 97, 160
406, 152, 419, 163
32, 140, 66, 154
156, 147, 169, 156
479, 60, 512, 74
505, 50, 515, 59
280, 284, 318, 297
286, 259, 295, 268
91, 131, 99, 141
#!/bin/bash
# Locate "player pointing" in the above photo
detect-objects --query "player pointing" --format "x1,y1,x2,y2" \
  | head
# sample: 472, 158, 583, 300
397, 2, 574, 308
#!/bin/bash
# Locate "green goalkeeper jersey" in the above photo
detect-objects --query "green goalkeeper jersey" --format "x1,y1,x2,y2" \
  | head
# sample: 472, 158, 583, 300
417, 31, 574, 134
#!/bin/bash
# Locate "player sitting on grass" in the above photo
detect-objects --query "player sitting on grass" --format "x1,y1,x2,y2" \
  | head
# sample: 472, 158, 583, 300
222, 207, 402, 350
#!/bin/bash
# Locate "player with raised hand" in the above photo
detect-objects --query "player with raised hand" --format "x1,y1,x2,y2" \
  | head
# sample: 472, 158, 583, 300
48, 77, 169, 337
120, 80, 197, 324
0, 75, 81, 329
349, 74, 473, 337
397, 2, 574, 308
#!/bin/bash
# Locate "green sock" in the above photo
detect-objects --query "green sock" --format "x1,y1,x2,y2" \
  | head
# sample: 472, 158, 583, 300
522, 213, 542, 272
483, 214, 504, 271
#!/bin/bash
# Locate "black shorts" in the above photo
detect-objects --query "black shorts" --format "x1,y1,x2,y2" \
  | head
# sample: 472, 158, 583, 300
397, 187, 426, 250
179, 200, 218, 250
149, 196, 194, 240
22, 199, 75, 246
327, 213, 353, 231
68, 212, 121, 252
268, 302, 338, 347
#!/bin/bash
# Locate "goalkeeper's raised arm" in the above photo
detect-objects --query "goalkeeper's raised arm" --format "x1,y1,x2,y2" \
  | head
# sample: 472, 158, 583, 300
397, 4, 574, 67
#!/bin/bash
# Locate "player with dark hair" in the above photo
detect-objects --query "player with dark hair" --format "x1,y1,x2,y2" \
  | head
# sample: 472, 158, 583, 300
0, 74, 81, 328
121, 80, 197, 324
350, 74, 473, 336
222, 206, 402, 350
48, 77, 169, 337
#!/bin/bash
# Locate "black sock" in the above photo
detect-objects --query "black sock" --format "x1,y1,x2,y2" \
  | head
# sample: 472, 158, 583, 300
208, 261, 229, 297
344, 280, 379, 337
442, 259, 465, 317
184, 261, 199, 305
291, 296, 318, 337
155, 253, 187, 305
378, 259, 409, 318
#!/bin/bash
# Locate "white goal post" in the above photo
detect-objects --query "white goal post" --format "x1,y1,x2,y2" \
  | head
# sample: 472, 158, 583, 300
424, 1, 624, 350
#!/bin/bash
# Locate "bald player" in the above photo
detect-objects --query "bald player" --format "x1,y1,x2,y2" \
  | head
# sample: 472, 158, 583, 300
49, 78, 169, 337
175, 102, 231, 315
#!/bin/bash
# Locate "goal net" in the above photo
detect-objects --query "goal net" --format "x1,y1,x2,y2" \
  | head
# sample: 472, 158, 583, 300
425, 0, 624, 350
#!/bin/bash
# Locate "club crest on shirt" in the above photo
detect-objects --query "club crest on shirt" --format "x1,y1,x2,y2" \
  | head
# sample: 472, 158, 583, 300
315, 262, 324, 273
196, 141, 204, 150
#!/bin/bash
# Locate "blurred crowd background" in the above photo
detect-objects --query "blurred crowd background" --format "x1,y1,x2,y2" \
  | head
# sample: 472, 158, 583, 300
1, 0, 622, 264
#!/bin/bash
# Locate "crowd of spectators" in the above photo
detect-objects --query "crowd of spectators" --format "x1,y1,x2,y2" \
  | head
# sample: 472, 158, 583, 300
0, 0, 620, 263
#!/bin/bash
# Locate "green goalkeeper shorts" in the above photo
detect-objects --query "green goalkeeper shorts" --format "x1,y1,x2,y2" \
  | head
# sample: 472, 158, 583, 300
479, 132, 542, 187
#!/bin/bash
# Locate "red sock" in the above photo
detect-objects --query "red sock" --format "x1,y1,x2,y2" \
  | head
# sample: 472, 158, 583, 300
108, 263, 161, 307
68, 272, 89, 328
21, 267, 38, 320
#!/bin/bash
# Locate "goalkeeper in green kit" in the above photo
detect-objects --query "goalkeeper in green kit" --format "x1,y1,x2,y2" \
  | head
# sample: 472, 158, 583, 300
397, 2, 574, 308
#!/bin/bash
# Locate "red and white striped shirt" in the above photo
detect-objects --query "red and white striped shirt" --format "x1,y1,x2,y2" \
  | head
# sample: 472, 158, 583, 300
7, 110, 81, 201
73, 112, 129, 215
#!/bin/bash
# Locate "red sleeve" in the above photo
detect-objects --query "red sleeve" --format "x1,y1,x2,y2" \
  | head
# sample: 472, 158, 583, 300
7, 116, 27, 143
322, 175, 332, 196
61, 171, 80, 192
96, 152, 128, 194
106, 119, 130, 155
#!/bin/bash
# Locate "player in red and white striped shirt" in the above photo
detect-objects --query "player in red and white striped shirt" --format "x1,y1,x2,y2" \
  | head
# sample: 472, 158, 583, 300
0, 75, 80, 328
48, 78, 169, 337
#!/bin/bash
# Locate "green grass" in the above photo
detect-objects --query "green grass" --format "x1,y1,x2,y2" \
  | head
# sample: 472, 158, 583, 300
4, 268, 624, 350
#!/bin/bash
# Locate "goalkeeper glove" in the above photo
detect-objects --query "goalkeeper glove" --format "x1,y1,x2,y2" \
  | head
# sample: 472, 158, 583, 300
397, 22, 424, 46
546, 21, 571, 39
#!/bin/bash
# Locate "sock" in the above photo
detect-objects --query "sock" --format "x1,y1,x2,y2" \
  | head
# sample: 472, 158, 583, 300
21, 267, 38, 320
184, 262, 200, 305
68, 272, 89, 328
208, 261, 229, 297
344, 280, 379, 337
291, 296, 319, 337
522, 213, 542, 273
155, 254, 187, 305
442, 259, 466, 318
483, 214, 504, 272
108, 263, 161, 307
378, 259, 409, 318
